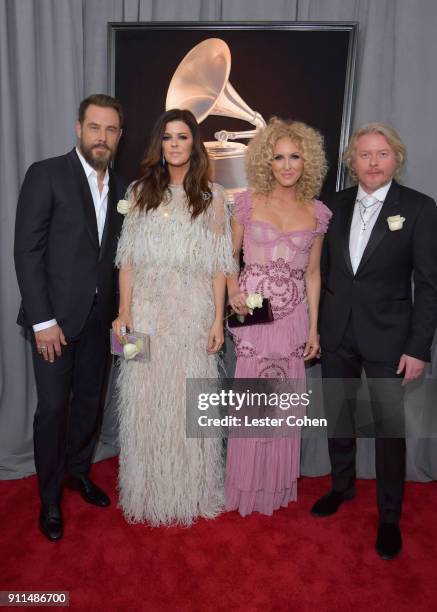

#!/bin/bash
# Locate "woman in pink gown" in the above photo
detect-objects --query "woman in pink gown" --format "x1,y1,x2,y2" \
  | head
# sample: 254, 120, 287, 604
225, 118, 331, 516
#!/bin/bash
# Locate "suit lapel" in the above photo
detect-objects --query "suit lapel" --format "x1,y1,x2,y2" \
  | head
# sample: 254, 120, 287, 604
340, 187, 357, 277
355, 180, 401, 275
67, 149, 99, 253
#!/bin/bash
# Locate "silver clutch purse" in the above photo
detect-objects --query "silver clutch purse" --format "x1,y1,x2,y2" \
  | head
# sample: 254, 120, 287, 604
110, 330, 150, 362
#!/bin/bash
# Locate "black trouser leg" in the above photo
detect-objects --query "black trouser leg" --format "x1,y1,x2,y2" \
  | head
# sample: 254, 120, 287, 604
31, 336, 75, 504
66, 300, 110, 477
322, 317, 362, 497
364, 361, 405, 524
373, 438, 405, 523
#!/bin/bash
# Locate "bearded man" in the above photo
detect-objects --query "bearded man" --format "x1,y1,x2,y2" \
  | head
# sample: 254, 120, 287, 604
14, 94, 127, 541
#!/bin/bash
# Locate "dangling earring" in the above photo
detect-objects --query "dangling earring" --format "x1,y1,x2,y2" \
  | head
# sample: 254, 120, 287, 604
161, 153, 166, 167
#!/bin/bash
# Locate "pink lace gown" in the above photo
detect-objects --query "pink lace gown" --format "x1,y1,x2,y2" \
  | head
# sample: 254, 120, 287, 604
225, 190, 332, 516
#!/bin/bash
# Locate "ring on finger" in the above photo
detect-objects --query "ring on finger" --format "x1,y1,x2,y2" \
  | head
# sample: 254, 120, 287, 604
40, 346, 48, 352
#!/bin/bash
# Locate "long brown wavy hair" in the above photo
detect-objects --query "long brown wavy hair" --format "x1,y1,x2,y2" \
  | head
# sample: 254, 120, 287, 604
132, 109, 212, 219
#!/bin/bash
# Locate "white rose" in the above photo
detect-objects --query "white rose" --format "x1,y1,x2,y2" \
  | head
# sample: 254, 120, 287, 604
246, 293, 263, 312
117, 199, 131, 215
387, 215, 405, 231
123, 342, 140, 360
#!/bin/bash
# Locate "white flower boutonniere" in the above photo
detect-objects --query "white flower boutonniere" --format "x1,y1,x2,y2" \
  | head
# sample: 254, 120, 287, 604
117, 199, 131, 215
387, 215, 405, 231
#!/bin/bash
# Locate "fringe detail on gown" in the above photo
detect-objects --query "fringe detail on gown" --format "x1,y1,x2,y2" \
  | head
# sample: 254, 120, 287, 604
115, 184, 234, 526
116, 338, 225, 526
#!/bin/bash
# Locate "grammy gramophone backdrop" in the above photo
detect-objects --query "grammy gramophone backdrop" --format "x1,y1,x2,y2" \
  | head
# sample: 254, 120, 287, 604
111, 24, 353, 196
1, 0, 437, 484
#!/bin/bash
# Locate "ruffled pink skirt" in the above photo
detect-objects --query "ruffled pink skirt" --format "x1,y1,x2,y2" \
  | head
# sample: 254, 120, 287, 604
225, 301, 307, 517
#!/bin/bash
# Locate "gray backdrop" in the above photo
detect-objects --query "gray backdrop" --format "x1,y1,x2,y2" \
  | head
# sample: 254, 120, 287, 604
1, 0, 437, 481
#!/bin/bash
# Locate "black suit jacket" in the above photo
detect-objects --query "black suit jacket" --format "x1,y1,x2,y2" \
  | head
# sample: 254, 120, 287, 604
14, 148, 127, 339
319, 180, 437, 362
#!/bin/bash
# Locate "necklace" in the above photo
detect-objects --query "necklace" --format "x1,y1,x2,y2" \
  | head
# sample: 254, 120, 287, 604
358, 198, 381, 231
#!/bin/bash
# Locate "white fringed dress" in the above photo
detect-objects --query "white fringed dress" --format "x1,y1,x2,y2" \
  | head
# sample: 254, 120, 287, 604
115, 183, 235, 526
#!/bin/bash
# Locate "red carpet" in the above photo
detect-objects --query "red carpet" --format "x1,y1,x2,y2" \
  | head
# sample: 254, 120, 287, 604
1, 458, 436, 611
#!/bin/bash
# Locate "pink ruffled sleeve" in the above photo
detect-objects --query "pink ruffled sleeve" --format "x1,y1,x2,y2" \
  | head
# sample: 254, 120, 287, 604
314, 200, 333, 235
232, 190, 252, 227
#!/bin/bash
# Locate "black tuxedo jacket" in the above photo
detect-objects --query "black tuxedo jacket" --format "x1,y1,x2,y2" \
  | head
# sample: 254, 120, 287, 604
14, 149, 127, 339
319, 180, 437, 362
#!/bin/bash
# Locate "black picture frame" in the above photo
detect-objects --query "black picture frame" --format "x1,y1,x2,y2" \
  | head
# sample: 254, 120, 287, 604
108, 21, 358, 197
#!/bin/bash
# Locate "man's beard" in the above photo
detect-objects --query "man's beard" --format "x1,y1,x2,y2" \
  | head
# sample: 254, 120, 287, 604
79, 140, 113, 171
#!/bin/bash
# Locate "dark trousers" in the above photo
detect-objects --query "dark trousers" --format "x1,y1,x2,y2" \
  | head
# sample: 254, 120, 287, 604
31, 298, 110, 504
321, 316, 406, 524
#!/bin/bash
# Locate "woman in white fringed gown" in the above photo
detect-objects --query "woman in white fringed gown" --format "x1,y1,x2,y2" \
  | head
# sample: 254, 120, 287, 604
112, 109, 235, 526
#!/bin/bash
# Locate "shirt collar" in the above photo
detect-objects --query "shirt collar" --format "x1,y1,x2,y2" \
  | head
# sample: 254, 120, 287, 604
75, 147, 109, 185
357, 180, 392, 204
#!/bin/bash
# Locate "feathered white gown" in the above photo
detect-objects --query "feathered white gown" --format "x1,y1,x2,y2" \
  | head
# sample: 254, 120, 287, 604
115, 184, 235, 526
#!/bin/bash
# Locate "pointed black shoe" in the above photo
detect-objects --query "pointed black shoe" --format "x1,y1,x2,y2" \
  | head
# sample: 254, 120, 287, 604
39, 504, 63, 541
376, 523, 402, 560
311, 490, 354, 517
65, 475, 110, 507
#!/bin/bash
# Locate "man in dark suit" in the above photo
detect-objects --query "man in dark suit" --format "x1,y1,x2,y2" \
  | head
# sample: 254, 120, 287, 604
311, 123, 437, 559
14, 94, 127, 541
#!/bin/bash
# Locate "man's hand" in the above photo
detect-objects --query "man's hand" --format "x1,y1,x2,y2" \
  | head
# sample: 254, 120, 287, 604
396, 354, 426, 386
35, 324, 67, 363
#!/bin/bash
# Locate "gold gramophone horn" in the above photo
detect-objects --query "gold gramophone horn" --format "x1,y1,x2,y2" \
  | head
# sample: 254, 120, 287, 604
165, 38, 265, 133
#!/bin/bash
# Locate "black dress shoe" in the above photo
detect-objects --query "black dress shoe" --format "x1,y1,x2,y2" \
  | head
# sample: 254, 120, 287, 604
311, 490, 354, 517
65, 475, 110, 507
376, 523, 402, 560
39, 504, 63, 541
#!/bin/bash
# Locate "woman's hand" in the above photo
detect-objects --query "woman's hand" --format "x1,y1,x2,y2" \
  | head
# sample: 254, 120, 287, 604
112, 309, 133, 343
207, 318, 224, 354
228, 290, 249, 315
304, 330, 320, 361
